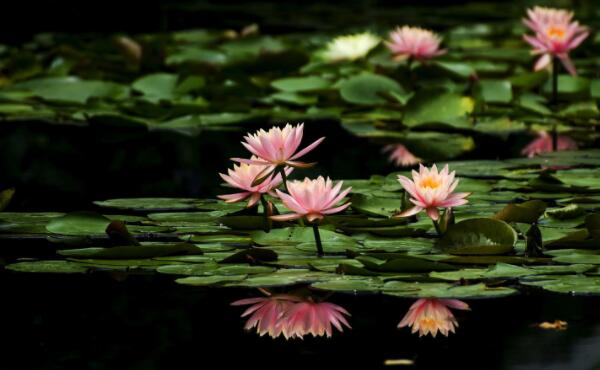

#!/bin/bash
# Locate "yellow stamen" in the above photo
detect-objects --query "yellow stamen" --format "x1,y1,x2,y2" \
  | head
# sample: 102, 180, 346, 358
420, 177, 441, 189
546, 26, 566, 40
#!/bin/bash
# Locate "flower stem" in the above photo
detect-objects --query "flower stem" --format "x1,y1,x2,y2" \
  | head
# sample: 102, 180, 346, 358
551, 56, 559, 106
312, 223, 324, 257
432, 219, 442, 236
259, 195, 272, 233
278, 166, 289, 193
551, 57, 559, 151
407, 57, 415, 90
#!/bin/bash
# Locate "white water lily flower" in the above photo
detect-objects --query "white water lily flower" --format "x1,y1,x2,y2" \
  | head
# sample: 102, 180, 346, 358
322, 33, 380, 62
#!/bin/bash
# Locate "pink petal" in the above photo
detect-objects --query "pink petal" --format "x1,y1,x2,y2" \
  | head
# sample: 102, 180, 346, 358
426, 207, 440, 221
270, 213, 303, 221
394, 206, 423, 218
289, 137, 325, 160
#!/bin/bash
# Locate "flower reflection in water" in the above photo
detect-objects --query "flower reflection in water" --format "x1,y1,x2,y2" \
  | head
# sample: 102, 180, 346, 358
398, 298, 470, 338
232, 291, 351, 339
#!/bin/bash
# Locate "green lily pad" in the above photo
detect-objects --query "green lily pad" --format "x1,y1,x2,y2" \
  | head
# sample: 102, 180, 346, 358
46, 212, 111, 236
175, 275, 248, 286
403, 91, 474, 129
436, 218, 517, 255
6, 260, 88, 274
494, 200, 547, 224
94, 198, 199, 212
383, 281, 517, 299
251, 227, 357, 247
311, 276, 384, 293
271, 76, 331, 92
339, 73, 405, 105
13, 77, 129, 104
476, 79, 512, 104
58, 242, 202, 259
520, 275, 600, 295
350, 193, 400, 217
132, 73, 179, 101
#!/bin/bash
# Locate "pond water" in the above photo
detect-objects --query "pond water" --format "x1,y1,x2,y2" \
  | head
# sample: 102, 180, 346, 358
4, 273, 600, 370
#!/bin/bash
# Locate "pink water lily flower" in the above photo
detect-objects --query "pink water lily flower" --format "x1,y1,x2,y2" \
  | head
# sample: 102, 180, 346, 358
386, 26, 446, 61
523, 6, 589, 75
232, 295, 351, 339
398, 298, 470, 338
218, 157, 293, 207
396, 164, 470, 221
284, 300, 352, 339
231, 294, 301, 338
521, 130, 578, 158
270, 176, 352, 222
384, 144, 422, 167
232, 123, 325, 171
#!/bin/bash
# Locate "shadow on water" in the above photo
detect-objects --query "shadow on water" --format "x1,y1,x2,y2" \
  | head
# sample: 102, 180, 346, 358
4, 271, 600, 370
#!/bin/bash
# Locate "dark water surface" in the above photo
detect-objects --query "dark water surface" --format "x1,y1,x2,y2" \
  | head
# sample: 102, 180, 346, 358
4, 272, 600, 370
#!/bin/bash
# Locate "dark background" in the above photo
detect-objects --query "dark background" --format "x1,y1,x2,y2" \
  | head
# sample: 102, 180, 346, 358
0, 0, 529, 43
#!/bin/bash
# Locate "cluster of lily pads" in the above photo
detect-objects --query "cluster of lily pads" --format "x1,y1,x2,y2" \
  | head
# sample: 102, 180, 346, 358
0, 6, 598, 164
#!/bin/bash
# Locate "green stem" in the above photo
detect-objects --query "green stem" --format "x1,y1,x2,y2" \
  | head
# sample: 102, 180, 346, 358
551, 56, 559, 106
432, 219, 442, 236
259, 196, 272, 233
551, 124, 558, 152
312, 223, 324, 257
407, 57, 415, 90
551, 57, 559, 151
278, 166, 289, 193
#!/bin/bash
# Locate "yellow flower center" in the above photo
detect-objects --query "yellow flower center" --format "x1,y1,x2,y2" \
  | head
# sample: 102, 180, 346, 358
419, 317, 443, 330
420, 177, 441, 189
546, 26, 566, 40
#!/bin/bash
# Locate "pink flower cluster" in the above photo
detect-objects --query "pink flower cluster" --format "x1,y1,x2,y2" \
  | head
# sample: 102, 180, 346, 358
219, 123, 352, 224
232, 294, 351, 339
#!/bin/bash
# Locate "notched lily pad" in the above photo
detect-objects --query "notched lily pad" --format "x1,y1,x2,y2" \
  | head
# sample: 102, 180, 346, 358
436, 218, 517, 255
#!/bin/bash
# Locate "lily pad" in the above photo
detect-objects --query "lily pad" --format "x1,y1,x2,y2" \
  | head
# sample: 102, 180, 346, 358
339, 73, 405, 105
436, 218, 517, 255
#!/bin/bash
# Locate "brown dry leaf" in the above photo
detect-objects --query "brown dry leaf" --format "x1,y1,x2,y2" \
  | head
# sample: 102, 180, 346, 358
536, 320, 568, 330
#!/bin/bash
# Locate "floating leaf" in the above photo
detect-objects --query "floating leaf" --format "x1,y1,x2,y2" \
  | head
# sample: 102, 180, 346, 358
7, 260, 88, 274
251, 227, 357, 247
46, 212, 111, 236
132, 73, 179, 101
339, 73, 405, 105
13, 77, 129, 104
436, 218, 517, 255
383, 281, 517, 299
271, 76, 331, 92
58, 242, 201, 259
520, 275, 600, 295
403, 91, 473, 129
175, 275, 247, 286
476, 79, 512, 104
494, 200, 547, 224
